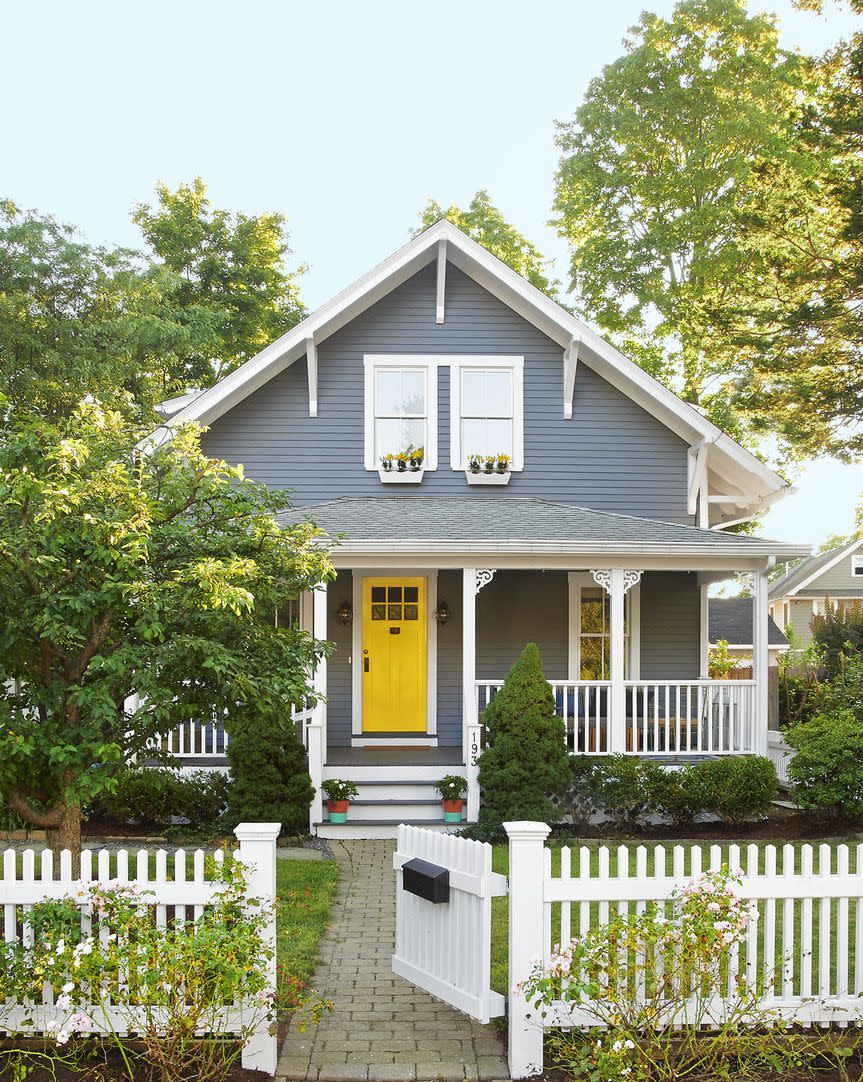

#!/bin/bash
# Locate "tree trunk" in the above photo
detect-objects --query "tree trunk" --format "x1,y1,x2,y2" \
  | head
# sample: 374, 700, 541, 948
46, 803, 83, 874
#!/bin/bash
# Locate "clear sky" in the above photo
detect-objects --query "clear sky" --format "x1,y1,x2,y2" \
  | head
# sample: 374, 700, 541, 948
3, 0, 860, 547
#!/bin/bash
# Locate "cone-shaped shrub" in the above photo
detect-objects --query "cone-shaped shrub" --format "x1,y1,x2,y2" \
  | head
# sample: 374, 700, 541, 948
226, 706, 314, 835
477, 643, 570, 829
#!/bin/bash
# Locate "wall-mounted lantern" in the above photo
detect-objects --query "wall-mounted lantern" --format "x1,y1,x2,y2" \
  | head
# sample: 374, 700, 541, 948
434, 601, 450, 626
337, 600, 353, 625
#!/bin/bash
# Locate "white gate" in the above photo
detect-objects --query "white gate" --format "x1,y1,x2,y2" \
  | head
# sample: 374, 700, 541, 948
392, 825, 507, 1023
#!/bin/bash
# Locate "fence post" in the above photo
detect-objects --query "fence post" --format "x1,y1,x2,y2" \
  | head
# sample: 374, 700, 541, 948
235, 822, 281, 1074
505, 821, 551, 1079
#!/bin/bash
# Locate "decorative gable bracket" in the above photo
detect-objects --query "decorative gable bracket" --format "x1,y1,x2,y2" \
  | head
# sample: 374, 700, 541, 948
563, 336, 579, 419
306, 336, 317, 417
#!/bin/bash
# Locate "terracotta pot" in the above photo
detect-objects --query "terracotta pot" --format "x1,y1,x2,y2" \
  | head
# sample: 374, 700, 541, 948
328, 798, 349, 824
442, 798, 464, 823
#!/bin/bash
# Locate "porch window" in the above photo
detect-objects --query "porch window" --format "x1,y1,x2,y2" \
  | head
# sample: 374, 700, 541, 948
363, 356, 439, 470
449, 357, 524, 470
577, 587, 630, 679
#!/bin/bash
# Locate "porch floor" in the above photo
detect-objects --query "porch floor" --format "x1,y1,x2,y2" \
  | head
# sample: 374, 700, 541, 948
326, 746, 464, 767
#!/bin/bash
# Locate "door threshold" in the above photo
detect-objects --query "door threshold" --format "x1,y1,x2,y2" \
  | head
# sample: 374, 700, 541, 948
351, 736, 439, 748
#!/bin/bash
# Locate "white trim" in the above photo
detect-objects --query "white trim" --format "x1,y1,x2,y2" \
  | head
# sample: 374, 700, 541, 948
448, 356, 525, 471
305, 336, 317, 417
563, 336, 579, 419
140, 220, 788, 522
435, 237, 447, 324
852, 555, 863, 578
776, 537, 863, 598
699, 583, 710, 678
362, 356, 439, 471
350, 569, 437, 736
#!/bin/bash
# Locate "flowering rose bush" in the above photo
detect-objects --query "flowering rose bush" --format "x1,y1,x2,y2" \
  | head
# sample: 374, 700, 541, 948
516, 867, 830, 1080
0, 857, 327, 1082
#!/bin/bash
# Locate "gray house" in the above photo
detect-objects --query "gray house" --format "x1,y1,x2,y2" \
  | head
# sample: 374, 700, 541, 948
146, 221, 808, 837
769, 537, 863, 645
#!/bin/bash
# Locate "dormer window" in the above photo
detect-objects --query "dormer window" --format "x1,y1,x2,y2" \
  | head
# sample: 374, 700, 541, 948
449, 356, 524, 471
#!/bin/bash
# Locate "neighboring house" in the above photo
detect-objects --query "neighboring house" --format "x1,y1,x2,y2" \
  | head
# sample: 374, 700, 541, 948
769, 537, 863, 646
145, 221, 809, 837
709, 598, 788, 669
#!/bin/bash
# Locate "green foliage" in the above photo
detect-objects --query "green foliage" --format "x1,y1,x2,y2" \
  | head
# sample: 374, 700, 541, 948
133, 178, 306, 386
102, 768, 229, 828
691, 756, 778, 827
319, 778, 359, 803
226, 708, 315, 834
0, 402, 332, 853
561, 755, 605, 829
593, 755, 669, 832
786, 709, 863, 824
553, 0, 814, 449
812, 601, 863, 680
434, 775, 467, 801
655, 764, 703, 829
415, 190, 560, 300
708, 639, 735, 679
477, 643, 571, 830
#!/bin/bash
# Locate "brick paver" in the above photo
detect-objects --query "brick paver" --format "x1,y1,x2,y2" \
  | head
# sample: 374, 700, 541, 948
277, 840, 510, 1082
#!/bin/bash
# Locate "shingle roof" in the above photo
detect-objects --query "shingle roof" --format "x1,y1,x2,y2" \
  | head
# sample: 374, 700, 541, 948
768, 537, 863, 600
276, 497, 809, 557
709, 598, 787, 647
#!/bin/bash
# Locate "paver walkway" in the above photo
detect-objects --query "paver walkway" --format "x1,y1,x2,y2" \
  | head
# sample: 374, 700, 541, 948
277, 839, 510, 1082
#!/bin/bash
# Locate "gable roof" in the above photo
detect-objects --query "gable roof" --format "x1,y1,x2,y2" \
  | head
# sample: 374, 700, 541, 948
768, 536, 863, 600
709, 598, 787, 648
276, 496, 810, 559
142, 220, 788, 522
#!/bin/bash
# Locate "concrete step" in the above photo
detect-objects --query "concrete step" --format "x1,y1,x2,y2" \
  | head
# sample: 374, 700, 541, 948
323, 763, 464, 783
343, 799, 448, 822
316, 819, 466, 841
347, 780, 441, 802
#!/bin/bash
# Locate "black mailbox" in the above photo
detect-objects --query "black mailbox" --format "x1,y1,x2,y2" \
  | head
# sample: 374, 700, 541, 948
402, 858, 450, 904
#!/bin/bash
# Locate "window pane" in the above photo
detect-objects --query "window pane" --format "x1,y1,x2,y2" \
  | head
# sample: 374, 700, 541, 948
371, 604, 386, 620
484, 418, 512, 456
581, 590, 607, 633
461, 418, 489, 458
376, 417, 426, 458
388, 587, 402, 601
461, 369, 486, 413
460, 418, 512, 458
404, 586, 418, 602
580, 637, 606, 679
404, 604, 419, 620
387, 604, 402, 620
375, 368, 424, 416
371, 587, 385, 602
484, 369, 513, 417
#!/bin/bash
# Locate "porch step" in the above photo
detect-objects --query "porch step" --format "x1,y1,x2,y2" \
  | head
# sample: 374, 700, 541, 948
323, 763, 464, 784
343, 799, 446, 822
316, 818, 465, 841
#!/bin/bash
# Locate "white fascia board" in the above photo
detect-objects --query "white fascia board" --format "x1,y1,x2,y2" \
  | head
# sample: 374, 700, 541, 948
322, 537, 812, 558
781, 536, 863, 597
138, 217, 789, 508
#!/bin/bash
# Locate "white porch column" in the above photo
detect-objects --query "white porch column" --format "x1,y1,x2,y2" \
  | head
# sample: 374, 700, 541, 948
308, 581, 328, 829
699, 582, 710, 678
591, 569, 641, 754
752, 566, 770, 757
463, 568, 480, 821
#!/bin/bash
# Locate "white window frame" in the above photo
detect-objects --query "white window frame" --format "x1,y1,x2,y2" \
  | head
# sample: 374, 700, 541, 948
449, 356, 524, 471
363, 355, 439, 471
852, 555, 863, 577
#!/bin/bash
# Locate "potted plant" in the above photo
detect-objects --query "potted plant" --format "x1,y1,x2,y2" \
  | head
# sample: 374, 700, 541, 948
495, 453, 510, 475
434, 775, 467, 823
467, 454, 482, 474
395, 452, 408, 473
409, 445, 424, 471
322, 779, 359, 824
484, 455, 495, 475
380, 453, 393, 472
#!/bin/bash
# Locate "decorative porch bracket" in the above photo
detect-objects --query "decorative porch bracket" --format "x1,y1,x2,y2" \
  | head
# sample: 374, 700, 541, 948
475, 568, 496, 593
590, 569, 642, 754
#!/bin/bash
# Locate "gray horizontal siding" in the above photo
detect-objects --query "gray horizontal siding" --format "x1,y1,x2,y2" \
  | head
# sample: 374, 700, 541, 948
202, 264, 691, 521
476, 571, 569, 680
639, 572, 701, 679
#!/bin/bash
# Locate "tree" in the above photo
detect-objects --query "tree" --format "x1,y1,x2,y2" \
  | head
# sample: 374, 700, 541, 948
553, 0, 808, 436
133, 179, 306, 385
0, 200, 218, 421
0, 402, 332, 857
415, 190, 561, 299
476, 643, 570, 830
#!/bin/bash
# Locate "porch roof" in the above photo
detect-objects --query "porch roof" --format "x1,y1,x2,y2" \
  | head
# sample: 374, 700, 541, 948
277, 497, 810, 561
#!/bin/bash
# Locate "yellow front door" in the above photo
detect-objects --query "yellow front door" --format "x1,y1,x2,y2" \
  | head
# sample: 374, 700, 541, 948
362, 577, 427, 732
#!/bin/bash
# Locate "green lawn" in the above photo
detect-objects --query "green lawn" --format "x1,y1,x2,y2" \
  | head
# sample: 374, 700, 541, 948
276, 856, 340, 991
490, 837, 862, 996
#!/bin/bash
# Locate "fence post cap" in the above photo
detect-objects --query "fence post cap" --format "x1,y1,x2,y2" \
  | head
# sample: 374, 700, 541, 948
234, 823, 282, 842
503, 821, 552, 840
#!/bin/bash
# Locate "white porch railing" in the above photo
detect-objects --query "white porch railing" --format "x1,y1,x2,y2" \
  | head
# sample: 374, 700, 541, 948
767, 729, 795, 786
145, 701, 314, 760
476, 679, 757, 756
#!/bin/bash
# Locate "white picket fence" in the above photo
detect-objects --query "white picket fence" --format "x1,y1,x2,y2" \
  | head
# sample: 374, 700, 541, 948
0, 823, 281, 1074
506, 824, 863, 1078
393, 824, 507, 1024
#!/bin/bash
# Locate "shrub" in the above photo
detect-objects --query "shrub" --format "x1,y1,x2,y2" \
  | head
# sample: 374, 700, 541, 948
812, 601, 863, 680
102, 769, 229, 828
593, 755, 668, 832
691, 756, 777, 828
655, 764, 703, 829
560, 755, 604, 829
226, 707, 314, 835
786, 708, 863, 824
477, 643, 571, 830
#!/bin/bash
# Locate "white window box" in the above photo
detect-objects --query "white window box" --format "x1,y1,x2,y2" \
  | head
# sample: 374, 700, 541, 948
378, 469, 425, 484
464, 470, 510, 486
